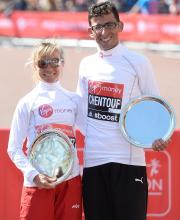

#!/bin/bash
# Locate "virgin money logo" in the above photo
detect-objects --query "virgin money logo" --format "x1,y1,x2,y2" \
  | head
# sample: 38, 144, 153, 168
38, 104, 53, 118
89, 81, 102, 95
88, 80, 123, 97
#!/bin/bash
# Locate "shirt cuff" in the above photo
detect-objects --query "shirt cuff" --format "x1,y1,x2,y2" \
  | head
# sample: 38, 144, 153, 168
25, 169, 39, 184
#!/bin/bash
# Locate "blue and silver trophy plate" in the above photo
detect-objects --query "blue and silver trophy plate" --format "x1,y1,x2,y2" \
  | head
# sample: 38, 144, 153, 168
119, 95, 176, 148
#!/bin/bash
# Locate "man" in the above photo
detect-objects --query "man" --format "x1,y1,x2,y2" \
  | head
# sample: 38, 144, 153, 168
76, 1, 169, 220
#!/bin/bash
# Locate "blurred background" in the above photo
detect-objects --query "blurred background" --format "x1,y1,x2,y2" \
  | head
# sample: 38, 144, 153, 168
0, 0, 179, 128
0, 1, 180, 220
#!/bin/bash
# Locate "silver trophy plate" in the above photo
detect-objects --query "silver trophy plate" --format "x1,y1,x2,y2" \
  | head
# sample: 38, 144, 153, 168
119, 95, 176, 148
28, 129, 74, 185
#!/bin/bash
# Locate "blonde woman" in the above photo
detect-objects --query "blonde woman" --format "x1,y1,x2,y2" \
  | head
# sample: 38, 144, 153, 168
8, 40, 84, 220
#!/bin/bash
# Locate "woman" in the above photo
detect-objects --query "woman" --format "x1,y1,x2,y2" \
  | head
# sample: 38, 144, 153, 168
8, 40, 84, 220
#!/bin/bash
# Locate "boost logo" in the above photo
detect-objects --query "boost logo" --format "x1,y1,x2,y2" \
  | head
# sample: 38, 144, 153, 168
38, 104, 53, 118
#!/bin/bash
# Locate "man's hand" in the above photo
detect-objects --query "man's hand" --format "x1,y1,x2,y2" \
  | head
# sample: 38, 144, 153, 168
33, 174, 57, 189
152, 138, 171, 151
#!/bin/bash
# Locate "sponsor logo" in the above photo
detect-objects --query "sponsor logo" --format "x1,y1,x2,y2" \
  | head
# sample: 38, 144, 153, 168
38, 105, 72, 118
89, 81, 123, 96
54, 109, 72, 113
135, 177, 143, 184
99, 51, 112, 58
72, 204, 80, 209
38, 104, 53, 118
93, 112, 119, 122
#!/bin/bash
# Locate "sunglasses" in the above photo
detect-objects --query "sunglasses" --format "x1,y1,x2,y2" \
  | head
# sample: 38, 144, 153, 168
37, 58, 64, 69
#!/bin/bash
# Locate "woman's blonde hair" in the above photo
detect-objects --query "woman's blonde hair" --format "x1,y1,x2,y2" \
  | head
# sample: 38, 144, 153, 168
28, 39, 64, 83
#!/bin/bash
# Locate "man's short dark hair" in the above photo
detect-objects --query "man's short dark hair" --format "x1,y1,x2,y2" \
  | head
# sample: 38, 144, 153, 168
88, 1, 120, 26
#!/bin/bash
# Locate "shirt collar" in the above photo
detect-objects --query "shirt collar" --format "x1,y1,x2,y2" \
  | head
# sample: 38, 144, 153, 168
37, 81, 61, 91
97, 42, 123, 58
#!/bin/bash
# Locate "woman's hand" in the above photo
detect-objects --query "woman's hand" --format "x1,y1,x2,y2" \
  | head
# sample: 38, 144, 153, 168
33, 174, 57, 189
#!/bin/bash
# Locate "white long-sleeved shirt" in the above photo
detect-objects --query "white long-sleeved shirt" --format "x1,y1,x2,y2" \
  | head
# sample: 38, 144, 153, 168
77, 43, 159, 168
8, 81, 84, 186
